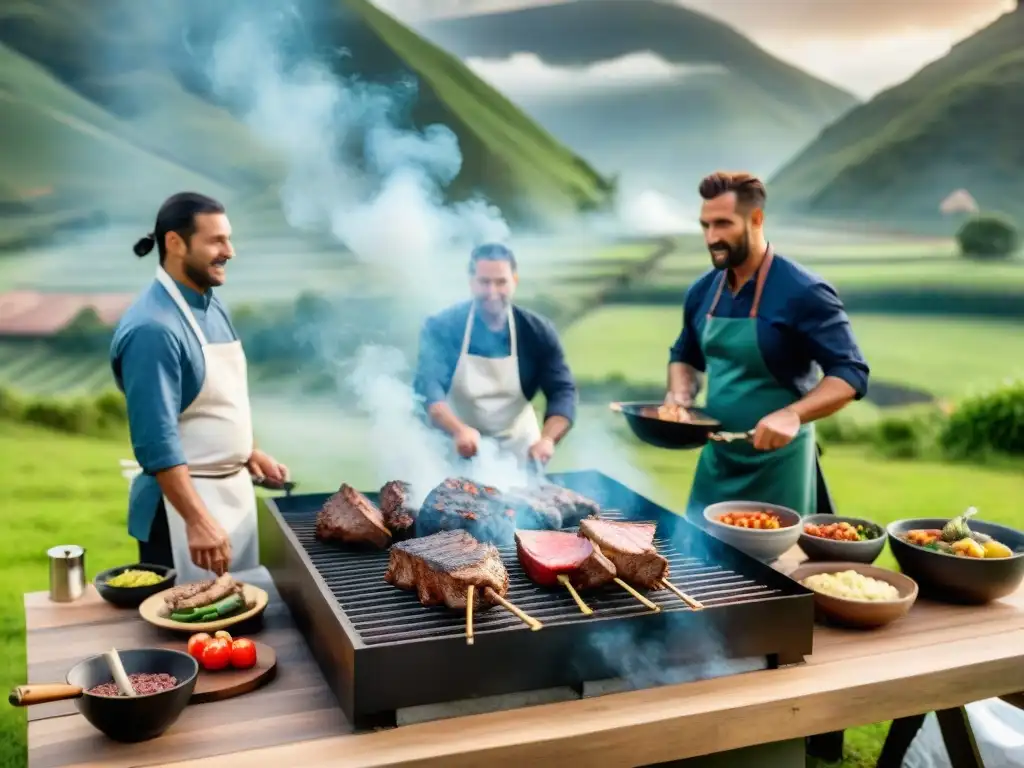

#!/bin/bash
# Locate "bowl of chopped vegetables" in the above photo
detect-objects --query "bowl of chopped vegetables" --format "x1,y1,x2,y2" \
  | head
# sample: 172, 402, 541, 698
888, 508, 1024, 604
95, 564, 176, 609
789, 562, 918, 629
799, 514, 887, 564
702, 501, 802, 563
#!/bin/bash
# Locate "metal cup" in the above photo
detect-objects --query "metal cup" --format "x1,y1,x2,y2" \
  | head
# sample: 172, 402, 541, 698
48, 545, 87, 603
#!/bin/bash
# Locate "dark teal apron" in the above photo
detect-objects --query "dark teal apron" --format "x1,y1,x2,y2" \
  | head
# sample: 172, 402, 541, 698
685, 247, 817, 519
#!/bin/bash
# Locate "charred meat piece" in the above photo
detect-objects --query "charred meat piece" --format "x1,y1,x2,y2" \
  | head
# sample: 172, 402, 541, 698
505, 483, 602, 529
417, 477, 517, 546
384, 530, 509, 610
378, 480, 417, 540
515, 529, 616, 589
162, 579, 215, 611
316, 483, 391, 549
578, 517, 669, 589
166, 574, 237, 611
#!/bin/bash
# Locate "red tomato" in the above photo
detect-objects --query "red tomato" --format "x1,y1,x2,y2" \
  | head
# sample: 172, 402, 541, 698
187, 633, 211, 662
200, 638, 232, 671
230, 638, 258, 670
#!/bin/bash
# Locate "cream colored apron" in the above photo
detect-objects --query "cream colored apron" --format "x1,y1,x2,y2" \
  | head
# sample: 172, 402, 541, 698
154, 267, 258, 582
447, 302, 542, 461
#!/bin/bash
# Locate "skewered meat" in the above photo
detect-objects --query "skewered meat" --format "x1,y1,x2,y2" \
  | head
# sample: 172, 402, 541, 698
578, 517, 669, 589
384, 530, 509, 610
378, 480, 417, 540
505, 483, 602, 529
316, 484, 391, 549
416, 477, 517, 546
515, 529, 616, 589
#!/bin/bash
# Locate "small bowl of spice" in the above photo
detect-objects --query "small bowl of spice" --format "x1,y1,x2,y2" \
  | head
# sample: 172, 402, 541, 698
799, 514, 887, 564
95, 564, 176, 608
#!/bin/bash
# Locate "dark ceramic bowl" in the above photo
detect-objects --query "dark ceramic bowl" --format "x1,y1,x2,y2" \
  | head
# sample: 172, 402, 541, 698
71, 649, 196, 742
798, 514, 887, 564
887, 518, 1024, 604
94, 564, 176, 609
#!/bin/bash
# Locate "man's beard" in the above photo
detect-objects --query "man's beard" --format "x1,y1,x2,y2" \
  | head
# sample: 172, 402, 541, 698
184, 255, 221, 289
709, 229, 751, 270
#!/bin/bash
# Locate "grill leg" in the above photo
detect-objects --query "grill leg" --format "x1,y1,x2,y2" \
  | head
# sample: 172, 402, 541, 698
877, 713, 926, 768
936, 706, 984, 768
807, 731, 844, 763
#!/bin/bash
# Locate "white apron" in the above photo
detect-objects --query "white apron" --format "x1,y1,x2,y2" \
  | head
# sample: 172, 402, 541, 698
447, 302, 542, 461
153, 267, 258, 582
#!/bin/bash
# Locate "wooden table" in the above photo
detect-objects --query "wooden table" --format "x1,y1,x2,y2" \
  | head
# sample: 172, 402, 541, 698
24, 560, 1024, 768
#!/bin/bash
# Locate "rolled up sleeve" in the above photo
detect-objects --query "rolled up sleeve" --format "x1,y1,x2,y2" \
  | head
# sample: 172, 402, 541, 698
118, 324, 187, 472
537, 322, 577, 424
668, 285, 706, 371
413, 317, 452, 407
796, 281, 870, 400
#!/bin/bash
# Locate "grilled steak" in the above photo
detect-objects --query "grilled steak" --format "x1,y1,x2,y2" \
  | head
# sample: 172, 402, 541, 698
378, 480, 417, 540
505, 483, 602, 529
417, 477, 517, 546
578, 517, 669, 589
384, 530, 509, 610
316, 483, 391, 549
515, 529, 616, 589
172, 574, 239, 610
163, 579, 215, 611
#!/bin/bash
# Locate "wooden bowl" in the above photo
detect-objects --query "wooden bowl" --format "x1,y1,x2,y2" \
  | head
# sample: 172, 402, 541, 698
138, 583, 268, 633
788, 562, 918, 629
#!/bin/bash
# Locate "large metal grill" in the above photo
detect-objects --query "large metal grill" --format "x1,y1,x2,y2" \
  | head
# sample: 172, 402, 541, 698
261, 470, 814, 727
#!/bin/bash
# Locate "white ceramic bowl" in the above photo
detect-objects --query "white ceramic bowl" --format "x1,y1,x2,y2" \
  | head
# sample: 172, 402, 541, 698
702, 501, 803, 562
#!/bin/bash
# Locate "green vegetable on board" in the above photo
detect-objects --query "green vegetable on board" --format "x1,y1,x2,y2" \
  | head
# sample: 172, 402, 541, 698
169, 593, 245, 623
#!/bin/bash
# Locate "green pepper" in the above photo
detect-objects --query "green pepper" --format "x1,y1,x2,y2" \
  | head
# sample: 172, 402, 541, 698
213, 593, 244, 617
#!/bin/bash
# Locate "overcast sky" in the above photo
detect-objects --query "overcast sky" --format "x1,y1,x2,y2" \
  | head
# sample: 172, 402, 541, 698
381, 0, 1015, 97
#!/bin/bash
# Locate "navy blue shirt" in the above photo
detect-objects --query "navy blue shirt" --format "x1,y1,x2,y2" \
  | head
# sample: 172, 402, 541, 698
669, 252, 870, 399
110, 277, 239, 541
414, 301, 577, 424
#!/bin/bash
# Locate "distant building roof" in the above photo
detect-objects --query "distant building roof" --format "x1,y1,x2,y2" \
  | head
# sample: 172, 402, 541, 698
940, 189, 979, 215
0, 291, 134, 336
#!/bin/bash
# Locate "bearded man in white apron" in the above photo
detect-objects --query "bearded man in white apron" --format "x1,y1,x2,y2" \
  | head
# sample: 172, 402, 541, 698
111, 192, 288, 582
414, 243, 578, 470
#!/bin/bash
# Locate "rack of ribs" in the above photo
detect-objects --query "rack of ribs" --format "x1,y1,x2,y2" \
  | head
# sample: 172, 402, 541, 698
315, 484, 392, 549
578, 517, 669, 589
384, 530, 509, 611
505, 483, 602, 530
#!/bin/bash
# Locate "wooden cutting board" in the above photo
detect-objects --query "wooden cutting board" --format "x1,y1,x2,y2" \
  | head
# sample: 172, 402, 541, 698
190, 641, 277, 703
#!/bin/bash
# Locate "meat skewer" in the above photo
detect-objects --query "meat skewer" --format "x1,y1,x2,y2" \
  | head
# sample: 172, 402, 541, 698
660, 579, 704, 610
384, 530, 542, 632
515, 530, 613, 614
577, 517, 669, 611
466, 585, 475, 645
557, 574, 593, 615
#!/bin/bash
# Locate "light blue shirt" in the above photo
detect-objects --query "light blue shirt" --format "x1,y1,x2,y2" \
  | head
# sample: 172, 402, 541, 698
110, 277, 238, 541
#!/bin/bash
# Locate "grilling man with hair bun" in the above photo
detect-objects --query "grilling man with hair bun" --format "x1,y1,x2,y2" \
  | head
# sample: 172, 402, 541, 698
667, 172, 870, 519
414, 243, 577, 467
111, 192, 288, 582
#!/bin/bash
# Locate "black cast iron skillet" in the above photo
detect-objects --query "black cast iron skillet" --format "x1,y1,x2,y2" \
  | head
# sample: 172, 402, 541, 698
8, 648, 198, 743
610, 401, 754, 450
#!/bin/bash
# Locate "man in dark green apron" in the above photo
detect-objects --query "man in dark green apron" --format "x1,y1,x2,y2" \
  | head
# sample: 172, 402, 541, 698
667, 172, 870, 520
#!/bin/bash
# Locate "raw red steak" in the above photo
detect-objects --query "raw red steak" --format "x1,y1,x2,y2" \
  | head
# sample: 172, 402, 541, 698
578, 517, 669, 589
515, 529, 616, 589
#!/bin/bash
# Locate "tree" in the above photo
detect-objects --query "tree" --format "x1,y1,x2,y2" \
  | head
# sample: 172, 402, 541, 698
956, 214, 1020, 260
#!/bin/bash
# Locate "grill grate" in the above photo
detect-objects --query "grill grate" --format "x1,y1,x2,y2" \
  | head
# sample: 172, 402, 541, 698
279, 508, 785, 646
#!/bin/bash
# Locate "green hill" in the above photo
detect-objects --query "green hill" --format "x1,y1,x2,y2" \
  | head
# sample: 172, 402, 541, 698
416, 0, 858, 196
768, 7, 1024, 226
0, 0, 611, 246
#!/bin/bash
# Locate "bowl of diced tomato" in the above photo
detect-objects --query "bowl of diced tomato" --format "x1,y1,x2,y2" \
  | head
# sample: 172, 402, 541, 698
702, 501, 802, 562
799, 514, 887, 564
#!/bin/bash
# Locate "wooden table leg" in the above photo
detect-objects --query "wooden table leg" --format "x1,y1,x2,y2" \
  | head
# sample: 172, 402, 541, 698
807, 730, 844, 762
877, 713, 926, 768
935, 706, 984, 768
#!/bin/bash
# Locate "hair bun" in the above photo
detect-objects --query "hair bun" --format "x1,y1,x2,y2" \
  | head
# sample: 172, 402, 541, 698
133, 234, 156, 258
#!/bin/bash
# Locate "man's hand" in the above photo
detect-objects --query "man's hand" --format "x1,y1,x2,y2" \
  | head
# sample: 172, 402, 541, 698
752, 407, 801, 451
664, 390, 693, 408
528, 436, 556, 464
454, 426, 481, 459
186, 516, 232, 575
247, 449, 289, 488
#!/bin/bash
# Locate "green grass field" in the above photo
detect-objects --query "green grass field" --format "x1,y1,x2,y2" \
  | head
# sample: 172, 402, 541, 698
562, 307, 1024, 398
3, 410, 1024, 768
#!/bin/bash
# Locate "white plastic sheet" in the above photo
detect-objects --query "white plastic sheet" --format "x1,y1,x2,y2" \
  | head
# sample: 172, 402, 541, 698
903, 699, 1024, 768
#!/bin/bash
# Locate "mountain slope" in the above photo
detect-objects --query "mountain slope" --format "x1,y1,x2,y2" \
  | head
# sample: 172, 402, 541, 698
415, 0, 859, 197
0, 0, 612, 243
769, 8, 1024, 225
